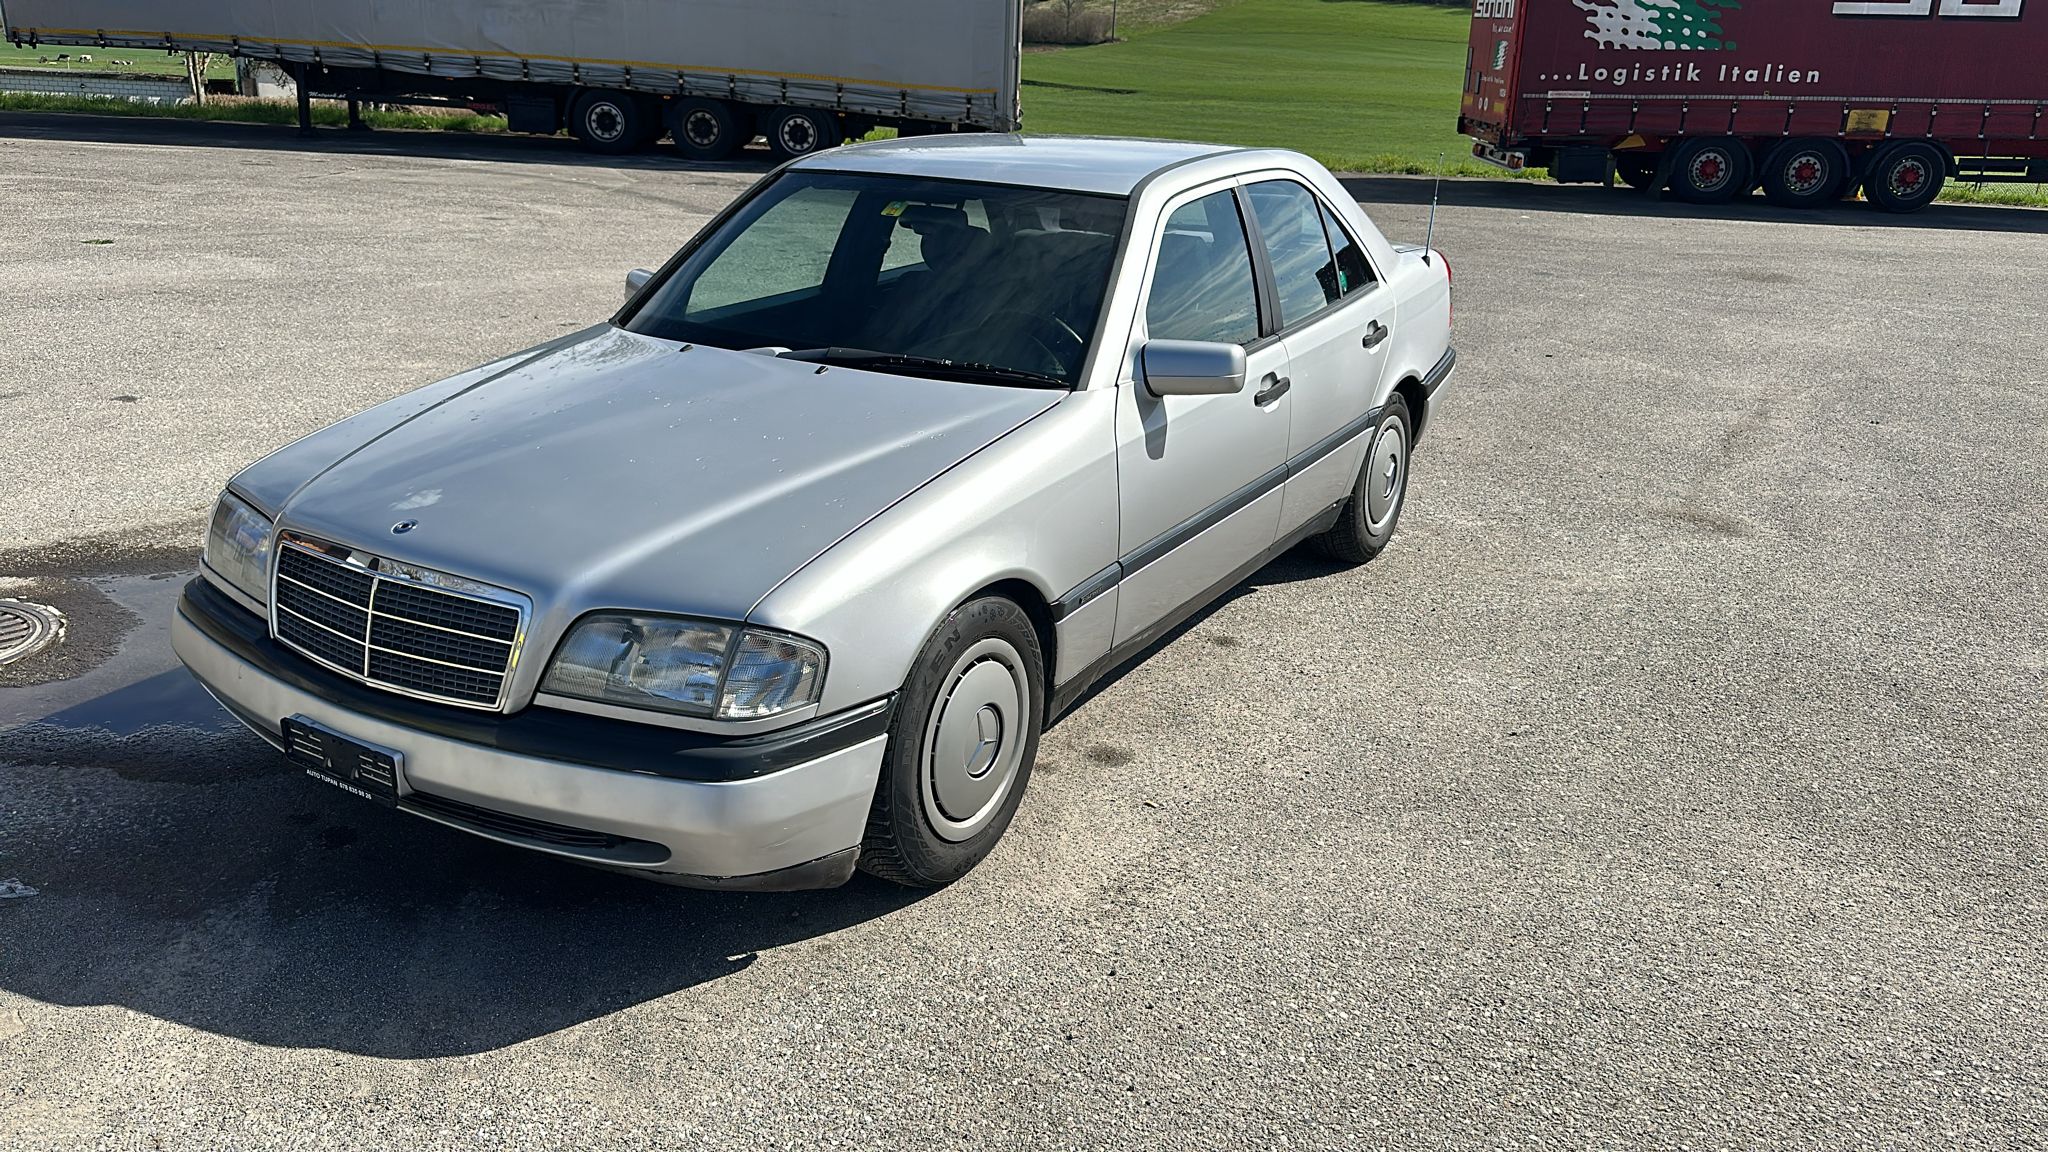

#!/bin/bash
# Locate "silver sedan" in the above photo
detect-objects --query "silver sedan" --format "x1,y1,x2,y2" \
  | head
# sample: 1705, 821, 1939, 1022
174, 135, 1455, 890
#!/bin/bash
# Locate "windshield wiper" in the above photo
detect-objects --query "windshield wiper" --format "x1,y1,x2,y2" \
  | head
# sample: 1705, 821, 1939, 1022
778, 347, 1071, 390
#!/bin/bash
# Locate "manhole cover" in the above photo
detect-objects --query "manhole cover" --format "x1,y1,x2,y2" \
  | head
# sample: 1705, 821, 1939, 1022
0, 600, 65, 665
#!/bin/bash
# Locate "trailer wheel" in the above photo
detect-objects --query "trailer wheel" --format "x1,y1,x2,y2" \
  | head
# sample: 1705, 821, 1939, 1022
570, 90, 645, 155
765, 107, 843, 161
667, 98, 749, 161
1864, 141, 1946, 213
1760, 139, 1849, 208
1668, 137, 1751, 204
1613, 153, 1659, 191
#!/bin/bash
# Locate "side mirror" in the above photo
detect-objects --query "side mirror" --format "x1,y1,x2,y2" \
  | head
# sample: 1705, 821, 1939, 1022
1140, 339, 1247, 397
624, 267, 654, 302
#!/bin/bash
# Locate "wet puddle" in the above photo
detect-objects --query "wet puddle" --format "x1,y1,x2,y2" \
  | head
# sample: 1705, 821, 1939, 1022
0, 572, 233, 736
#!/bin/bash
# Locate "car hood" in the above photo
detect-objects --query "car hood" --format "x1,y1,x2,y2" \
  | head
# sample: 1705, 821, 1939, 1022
272, 326, 1059, 623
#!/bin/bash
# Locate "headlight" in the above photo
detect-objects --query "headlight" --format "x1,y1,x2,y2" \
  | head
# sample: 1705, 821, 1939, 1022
541, 613, 826, 721
203, 491, 274, 607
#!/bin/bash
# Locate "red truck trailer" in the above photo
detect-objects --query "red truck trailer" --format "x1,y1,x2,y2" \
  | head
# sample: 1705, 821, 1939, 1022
1459, 0, 2048, 210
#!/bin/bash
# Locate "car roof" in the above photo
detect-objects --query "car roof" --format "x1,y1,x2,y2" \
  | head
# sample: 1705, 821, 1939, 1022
789, 134, 1249, 197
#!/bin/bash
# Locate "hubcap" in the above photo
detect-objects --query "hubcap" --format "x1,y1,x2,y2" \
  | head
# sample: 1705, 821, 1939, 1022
779, 119, 817, 153
1891, 158, 1928, 196
1691, 150, 1730, 191
1786, 153, 1826, 194
921, 638, 1028, 843
684, 111, 719, 146
1364, 418, 1406, 533
586, 102, 626, 143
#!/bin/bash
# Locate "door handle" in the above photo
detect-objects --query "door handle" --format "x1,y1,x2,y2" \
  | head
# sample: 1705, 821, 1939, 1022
1253, 373, 1290, 405
1362, 320, 1389, 349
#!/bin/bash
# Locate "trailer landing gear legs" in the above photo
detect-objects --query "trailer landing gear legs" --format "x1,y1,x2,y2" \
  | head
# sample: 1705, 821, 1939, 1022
347, 97, 368, 132
294, 63, 314, 137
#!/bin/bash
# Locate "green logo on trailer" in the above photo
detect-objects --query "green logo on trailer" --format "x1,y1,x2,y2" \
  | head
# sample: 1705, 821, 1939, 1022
1573, 0, 1742, 49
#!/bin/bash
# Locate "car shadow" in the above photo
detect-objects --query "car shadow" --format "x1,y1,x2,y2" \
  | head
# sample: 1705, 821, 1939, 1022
0, 109, 778, 174
1338, 173, 2048, 235
1, 667, 922, 1059
1049, 544, 1347, 725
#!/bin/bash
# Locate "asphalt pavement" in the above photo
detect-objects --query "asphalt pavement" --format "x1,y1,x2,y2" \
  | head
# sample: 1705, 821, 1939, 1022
1, 115, 2044, 1150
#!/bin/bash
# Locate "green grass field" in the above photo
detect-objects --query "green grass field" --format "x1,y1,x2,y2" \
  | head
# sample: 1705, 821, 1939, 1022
0, 91, 508, 132
1021, 0, 1500, 176
0, 43, 237, 78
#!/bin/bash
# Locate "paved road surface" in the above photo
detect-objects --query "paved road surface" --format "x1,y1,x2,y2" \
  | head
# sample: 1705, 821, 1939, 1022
2, 116, 2044, 1150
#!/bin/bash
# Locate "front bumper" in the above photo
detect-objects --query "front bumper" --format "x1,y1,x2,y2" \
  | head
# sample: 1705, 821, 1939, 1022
172, 578, 889, 889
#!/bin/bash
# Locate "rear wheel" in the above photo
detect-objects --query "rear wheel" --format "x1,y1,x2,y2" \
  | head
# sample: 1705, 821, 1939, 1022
569, 90, 646, 154
1864, 141, 1946, 213
1312, 396, 1412, 565
1669, 137, 1752, 204
1760, 139, 1849, 208
765, 106, 843, 161
858, 596, 1044, 888
666, 97, 751, 161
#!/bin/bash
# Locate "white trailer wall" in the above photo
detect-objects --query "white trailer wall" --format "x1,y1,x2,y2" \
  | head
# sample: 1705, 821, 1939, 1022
4, 0, 1021, 128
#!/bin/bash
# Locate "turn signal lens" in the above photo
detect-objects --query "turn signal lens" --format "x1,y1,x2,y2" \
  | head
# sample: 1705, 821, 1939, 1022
718, 630, 826, 720
203, 491, 274, 608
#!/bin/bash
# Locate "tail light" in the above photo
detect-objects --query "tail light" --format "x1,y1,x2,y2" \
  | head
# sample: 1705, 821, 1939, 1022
1440, 252, 1453, 327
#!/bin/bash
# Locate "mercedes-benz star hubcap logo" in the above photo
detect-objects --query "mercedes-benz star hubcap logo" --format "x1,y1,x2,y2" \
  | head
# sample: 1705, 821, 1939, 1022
965, 704, 1003, 779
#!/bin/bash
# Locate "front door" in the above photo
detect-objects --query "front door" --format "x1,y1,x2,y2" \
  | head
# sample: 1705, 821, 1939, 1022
1112, 183, 1290, 647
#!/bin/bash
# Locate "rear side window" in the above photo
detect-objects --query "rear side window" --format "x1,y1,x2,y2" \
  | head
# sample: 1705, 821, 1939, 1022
1144, 190, 1260, 347
1318, 200, 1377, 297
1245, 180, 1339, 328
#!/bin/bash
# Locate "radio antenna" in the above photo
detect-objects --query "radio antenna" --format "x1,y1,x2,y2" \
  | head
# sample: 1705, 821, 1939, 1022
1422, 153, 1443, 265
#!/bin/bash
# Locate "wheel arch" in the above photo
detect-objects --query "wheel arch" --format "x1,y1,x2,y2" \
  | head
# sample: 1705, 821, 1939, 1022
1392, 373, 1430, 445
956, 577, 1058, 709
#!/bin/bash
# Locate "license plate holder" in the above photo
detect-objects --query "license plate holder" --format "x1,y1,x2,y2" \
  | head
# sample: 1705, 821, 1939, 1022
281, 715, 401, 808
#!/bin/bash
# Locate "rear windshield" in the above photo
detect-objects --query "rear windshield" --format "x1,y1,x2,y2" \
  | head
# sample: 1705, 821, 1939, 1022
623, 171, 1129, 386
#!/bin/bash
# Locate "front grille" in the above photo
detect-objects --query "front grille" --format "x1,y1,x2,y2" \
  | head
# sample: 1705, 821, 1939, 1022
271, 539, 525, 710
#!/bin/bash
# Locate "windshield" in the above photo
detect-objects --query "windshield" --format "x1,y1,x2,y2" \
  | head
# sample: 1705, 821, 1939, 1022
623, 171, 1129, 387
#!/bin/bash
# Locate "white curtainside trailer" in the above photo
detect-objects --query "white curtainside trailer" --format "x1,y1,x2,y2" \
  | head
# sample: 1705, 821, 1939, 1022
4, 0, 1024, 160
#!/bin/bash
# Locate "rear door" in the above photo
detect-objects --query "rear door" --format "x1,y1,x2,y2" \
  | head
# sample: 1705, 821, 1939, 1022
1462, 0, 1525, 143
1111, 183, 1290, 647
1240, 179, 1392, 533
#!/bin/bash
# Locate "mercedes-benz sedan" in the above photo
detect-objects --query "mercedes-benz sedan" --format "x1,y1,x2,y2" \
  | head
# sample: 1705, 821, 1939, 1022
173, 136, 1455, 890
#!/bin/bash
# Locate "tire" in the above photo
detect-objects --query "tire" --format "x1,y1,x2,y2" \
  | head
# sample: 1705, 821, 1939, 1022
666, 97, 750, 161
1614, 153, 1659, 191
1760, 139, 1849, 208
858, 596, 1044, 888
569, 90, 645, 155
1864, 141, 1946, 213
765, 106, 843, 161
1312, 396, 1413, 565
1668, 137, 1753, 204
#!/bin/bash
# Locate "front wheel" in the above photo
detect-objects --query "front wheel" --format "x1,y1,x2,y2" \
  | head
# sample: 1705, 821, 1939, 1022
858, 597, 1044, 888
569, 90, 647, 155
1311, 396, 1412, 565
1669, 137, 1753, 205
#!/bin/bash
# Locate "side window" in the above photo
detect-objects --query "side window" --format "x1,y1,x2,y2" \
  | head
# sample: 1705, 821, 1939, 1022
1143, 190, 1260, 346
685, 185, 857, 317
1245, 180, 1340, 327
1318, 199, 1377, 297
